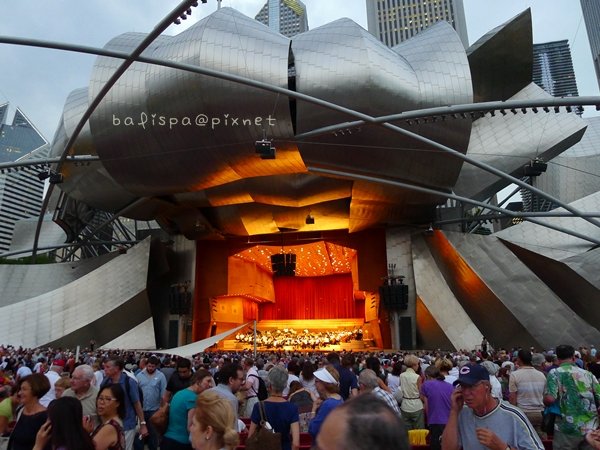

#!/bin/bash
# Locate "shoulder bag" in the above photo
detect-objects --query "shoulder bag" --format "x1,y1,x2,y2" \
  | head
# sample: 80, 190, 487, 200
149, 402, 170, 436
245, 401, 282, 450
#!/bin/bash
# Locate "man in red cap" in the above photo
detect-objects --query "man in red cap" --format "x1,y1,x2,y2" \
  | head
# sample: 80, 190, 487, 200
442, 363, 543, 450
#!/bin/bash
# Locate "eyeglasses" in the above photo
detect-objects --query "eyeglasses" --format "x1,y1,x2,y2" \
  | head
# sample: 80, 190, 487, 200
97, 396, 116, 403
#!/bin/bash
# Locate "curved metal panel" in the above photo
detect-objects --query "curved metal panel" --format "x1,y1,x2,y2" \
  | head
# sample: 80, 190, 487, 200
455, 83, 587, 200
535, 116, 600, 204
412, 234, 482, 350
293, 18, 472, 191
494, 191, 600, 259
467, 9, 533, 102
90, 8, 295, 196
442, 231, 600, 348
0, 238, 153, 348
52, 88, 139, 211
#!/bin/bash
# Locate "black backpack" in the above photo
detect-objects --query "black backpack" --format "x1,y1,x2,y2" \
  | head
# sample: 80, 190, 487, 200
248, 373, 268, 401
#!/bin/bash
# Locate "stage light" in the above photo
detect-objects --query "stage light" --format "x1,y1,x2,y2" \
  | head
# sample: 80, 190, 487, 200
500, 109, 507, 116
521, 108, 527, 114
305, 213, 314, 225
543, 106, 550, 113
510, 108, 517, 114
532, 107, 538, 113
37, 171, 51, 181
554, 106, 560, 113
566, 105, 572, 113
49, 172, 64, 184
255, 139, 275, 159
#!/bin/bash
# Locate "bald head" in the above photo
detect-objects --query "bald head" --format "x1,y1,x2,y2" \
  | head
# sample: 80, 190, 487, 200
316, 393, 409, 450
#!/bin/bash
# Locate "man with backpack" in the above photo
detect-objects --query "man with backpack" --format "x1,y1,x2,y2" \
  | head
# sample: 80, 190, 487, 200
240, 357, 262, 417
102, 358, 148, 450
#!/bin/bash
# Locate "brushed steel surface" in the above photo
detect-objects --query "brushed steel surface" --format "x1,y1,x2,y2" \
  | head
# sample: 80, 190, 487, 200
411, 234, 483, 350
443, 231, 600, 348
0, 238, 153, 348
455, 83, 587, 201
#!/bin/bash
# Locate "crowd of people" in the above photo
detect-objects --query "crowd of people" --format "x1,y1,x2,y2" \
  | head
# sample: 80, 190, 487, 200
0, 343, 599, 450
234, 327, 364, 349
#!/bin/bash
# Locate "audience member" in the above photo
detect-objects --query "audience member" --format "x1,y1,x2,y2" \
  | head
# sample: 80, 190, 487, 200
421, 365, 453, 450
90, 384, 126, 450
163, 358, 193, 404
441, 364, 543, 450
314, 393, 409, 450
399, 354, 425, 430
33, 396, 95, 450
190, 391, 239, 450
63, 364, 99, 427
308, 365, 343, 440
11, 374, 51, 450
100, 358, 147, 450
509, 350, 547, 437
545, 344, 600, 450
248, 366, 300, 450
162, 369, 214, 450
134, 356, 167, 450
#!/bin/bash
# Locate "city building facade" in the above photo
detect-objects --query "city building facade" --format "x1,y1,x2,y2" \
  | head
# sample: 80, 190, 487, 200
0, 104, 48, 253
255, 0, 308, 37
532, 40, 581, 109
580, 0, 600, 90
366, 0, 468, 47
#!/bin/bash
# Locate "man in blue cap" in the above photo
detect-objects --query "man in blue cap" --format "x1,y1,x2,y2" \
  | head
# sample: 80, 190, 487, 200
442, 363, 543, 450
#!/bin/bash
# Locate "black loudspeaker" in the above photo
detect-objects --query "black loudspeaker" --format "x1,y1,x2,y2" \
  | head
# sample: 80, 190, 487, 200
271, 253, 296, 276
379, 284, 408, 310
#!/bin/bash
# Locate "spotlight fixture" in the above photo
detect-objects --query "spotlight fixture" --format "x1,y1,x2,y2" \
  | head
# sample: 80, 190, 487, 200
489, 110, 496, 117
305, 213, 315, 225
38, 169, 64, 184
255, 139, 276, 159
523, 158, 548, 177
510, 108, 518, 114
596, 105, 600, 111
37, 171, 51, 181
543, 106, 550, 113
500, 109, 507, 116
49, 172, 64, 184
521, 108, 527, 114
532, 107, 538, 113
566, 105, 572, 113
554, 106, 560, 113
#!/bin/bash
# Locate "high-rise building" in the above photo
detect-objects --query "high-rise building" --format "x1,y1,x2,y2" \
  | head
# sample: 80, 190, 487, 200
366, 0, 469, 48
580, 0, 600, 90
255, 0, 308, 38
0, 103, 49, 253
532, 40, 582, 115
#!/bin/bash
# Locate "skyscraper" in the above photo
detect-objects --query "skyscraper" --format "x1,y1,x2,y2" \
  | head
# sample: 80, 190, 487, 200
532, 40, 582, 114
366, 0, 469, 48
255, 0, 308, 38
0, 103, 49, 253
580, 0, 600, 90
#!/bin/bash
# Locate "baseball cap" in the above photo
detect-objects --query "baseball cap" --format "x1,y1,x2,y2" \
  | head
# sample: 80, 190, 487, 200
453, 363, 490, 386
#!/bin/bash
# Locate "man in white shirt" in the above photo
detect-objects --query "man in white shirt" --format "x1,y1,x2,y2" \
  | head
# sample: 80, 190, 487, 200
40, 360, 64, 407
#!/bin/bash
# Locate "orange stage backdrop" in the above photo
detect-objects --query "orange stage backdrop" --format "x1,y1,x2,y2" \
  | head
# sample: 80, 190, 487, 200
260, 274, 360, 320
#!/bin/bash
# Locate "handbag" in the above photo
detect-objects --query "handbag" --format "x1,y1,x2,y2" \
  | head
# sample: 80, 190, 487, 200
149, 402, 170, 436
245, 402, 282, 450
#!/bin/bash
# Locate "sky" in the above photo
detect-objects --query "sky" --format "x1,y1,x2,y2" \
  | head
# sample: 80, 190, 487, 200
0, 0, 597, 141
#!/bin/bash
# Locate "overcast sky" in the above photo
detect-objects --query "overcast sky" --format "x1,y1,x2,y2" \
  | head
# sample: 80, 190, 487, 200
0, 0, 596, 140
